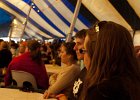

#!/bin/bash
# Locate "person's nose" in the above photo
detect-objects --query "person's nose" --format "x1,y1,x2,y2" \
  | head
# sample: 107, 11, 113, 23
73, 45, 78, 51
59, 52, 62, 57
58, 53, 61, 57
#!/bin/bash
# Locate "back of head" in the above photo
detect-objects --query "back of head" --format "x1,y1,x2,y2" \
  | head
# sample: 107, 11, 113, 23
81, 21, 140, 100
27, 40, 42, 65
91, 21, 139, 78
27, 40, 41, 51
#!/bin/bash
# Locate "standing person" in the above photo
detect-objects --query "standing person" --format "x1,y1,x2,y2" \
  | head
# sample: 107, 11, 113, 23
80, 21, 140, 100
43, 42, 80, 99
4, 40, 49, 89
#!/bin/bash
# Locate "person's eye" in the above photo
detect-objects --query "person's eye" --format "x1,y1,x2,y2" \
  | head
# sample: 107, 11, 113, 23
79, 49, 87, 54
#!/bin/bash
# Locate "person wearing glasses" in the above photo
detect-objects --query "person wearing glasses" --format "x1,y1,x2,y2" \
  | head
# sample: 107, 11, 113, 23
79, 21, 140, 100
71, 29, 88, 99
43, 29, 88, 99
56, 28, 97, 100
59, 29, 88, 99
57, 21, 140, 100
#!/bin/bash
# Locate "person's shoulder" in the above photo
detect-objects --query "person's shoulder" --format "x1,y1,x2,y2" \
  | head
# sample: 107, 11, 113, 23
71, 63, 80, 69
12, 52, 28, 61
89, 77, 127, 99
79, 67, 87, 76
67, 64, 80, 73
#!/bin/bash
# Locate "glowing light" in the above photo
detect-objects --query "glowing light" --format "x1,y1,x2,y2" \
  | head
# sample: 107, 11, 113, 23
31, 3, 34, 5
33, 6, 35, 8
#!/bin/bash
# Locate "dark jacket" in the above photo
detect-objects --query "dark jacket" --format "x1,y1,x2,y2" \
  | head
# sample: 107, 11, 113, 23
0, 49, 12, 68
86, 77, 131, 100
68, 67, 87, 100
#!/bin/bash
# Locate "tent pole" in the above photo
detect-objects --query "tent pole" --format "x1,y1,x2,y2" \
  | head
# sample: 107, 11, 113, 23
66, 0, 82, 42
9, 17, 16, 43
20, 0, 33, 41
9, 24, 13, 43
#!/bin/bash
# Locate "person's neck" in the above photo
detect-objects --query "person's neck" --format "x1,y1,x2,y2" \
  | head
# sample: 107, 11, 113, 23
66, 59, 77, 66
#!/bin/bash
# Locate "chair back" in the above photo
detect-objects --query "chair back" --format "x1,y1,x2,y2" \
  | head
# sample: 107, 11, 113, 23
11, 70, 37, 89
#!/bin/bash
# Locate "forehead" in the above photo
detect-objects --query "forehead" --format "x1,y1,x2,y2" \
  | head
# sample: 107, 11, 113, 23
75, 38, 85, 44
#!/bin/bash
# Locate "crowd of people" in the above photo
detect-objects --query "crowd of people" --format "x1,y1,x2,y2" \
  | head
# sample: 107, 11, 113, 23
0, 21, 140, 100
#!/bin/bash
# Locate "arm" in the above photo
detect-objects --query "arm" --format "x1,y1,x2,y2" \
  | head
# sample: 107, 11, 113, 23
49, 73, 58, 86
44, 65, 80, 98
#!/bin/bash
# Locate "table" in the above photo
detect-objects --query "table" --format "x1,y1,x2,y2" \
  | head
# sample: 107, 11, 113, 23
45, 64, 62, 75
0, 88, 56, 100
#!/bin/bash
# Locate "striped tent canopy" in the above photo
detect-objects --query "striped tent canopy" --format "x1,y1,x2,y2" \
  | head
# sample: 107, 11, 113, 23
0, 0, 140, 43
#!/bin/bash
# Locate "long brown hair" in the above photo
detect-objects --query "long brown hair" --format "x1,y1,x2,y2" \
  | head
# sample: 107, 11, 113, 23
27, 40, 42, 65
85, 27, 98, 68
61, 42, 77, 61
80, 21, 140, 100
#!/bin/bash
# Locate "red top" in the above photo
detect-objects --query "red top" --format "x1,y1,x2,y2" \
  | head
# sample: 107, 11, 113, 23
4, 52, 49, 89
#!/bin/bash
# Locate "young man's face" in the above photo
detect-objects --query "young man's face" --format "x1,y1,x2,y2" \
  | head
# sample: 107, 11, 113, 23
73, 37, 85, 60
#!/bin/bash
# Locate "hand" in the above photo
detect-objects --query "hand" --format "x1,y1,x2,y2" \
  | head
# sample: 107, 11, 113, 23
43, 90, 50, 99
56, 94, 68, 100
51, 74, 58, 79
43, 90, 56, 99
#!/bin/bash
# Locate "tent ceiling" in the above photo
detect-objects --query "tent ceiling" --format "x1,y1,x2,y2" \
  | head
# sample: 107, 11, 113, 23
0, 0, 140, 40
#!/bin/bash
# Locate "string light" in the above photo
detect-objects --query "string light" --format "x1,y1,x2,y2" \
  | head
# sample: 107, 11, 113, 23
31, 3, 34, 5
37, 10, 40, 12
32, 6, 35, 8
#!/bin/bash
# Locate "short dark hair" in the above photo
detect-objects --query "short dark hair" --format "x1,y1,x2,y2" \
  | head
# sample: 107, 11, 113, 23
27, 40, 41, 51
74, 29, 88, 39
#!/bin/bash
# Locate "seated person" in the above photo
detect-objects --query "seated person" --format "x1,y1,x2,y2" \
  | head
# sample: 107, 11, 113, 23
4, 40, 49, 89
134, 46, 140, 66
43, 42, 80, 98
16, 41, 27, 56
0, 41, 12, 81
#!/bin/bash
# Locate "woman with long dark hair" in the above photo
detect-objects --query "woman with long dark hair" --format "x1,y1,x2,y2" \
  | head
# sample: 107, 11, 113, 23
80, 21, 140, 100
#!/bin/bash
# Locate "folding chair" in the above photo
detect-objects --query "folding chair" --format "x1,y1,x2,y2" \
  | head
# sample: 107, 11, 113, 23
11, 70, 37, 90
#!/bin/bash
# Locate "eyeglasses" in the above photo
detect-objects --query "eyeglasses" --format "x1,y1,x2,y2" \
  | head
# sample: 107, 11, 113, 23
79, 48, 87, 54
